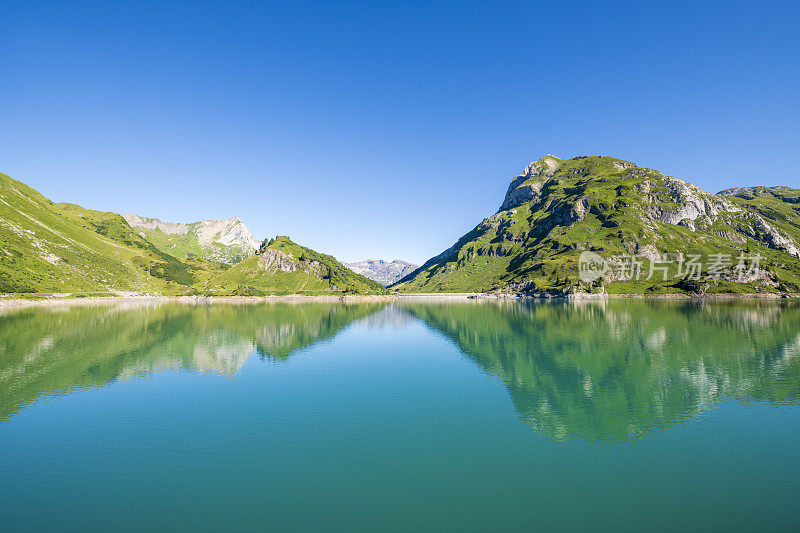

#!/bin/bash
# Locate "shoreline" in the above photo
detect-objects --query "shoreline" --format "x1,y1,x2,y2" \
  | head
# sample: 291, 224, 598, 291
0, 294, 396, 310
1, 291, 798, 310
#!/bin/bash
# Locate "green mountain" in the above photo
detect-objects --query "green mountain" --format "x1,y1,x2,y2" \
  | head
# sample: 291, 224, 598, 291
0, 172, 205, 295
394, 155, 800, 295
122, 213, 260, 264
207, 236, 388, 295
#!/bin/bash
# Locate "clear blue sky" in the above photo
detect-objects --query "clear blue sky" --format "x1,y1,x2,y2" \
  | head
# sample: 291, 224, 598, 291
2, 0, 798, 264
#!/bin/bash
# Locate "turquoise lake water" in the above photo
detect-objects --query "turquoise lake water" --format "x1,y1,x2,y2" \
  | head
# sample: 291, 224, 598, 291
1, 300, 799, 531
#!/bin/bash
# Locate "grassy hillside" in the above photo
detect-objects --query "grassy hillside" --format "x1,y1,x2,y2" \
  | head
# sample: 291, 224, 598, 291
0, 172, 207, 295
394, 156, 800, 295
208, 236, 388, 295
131, 226, 208, 260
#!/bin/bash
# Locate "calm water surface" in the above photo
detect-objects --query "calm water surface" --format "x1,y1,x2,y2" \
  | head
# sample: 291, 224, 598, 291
1, 300, 799, 531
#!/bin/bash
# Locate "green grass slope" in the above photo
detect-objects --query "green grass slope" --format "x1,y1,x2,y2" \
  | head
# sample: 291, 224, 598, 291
0, 172, 205, 294
132, 226, 208, 260
208, 236, 388, 295
394, 156, 800, 295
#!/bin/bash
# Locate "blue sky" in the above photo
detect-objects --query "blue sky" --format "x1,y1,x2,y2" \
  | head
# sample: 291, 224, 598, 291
2, 0, 799, 264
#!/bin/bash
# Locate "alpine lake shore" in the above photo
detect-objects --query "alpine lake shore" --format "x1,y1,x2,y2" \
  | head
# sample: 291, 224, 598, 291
2, 290, 799, 312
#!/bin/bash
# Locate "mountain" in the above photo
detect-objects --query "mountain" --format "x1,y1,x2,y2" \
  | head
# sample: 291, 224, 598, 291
208, 236, 388, 295
344, 259, 419, 285
0, 172, 205, 294
393, 155, 800, 295
122, 213, 260, 264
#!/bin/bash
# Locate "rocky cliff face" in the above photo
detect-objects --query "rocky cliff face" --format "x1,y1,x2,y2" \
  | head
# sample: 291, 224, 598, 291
499, 155, 562, 211
395, 155, 800, 295
344, 259, 419, 286
122, 213, 260, 264
257, 248, 325, 277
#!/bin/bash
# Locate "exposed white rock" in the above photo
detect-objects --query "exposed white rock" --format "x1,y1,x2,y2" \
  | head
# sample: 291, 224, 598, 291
613, 160, 638, 171
740, 215, 800, 258
194, 218, 260, 251
258, 249, 299, 273
641, 177, 741, 225
258, 249, 324, 276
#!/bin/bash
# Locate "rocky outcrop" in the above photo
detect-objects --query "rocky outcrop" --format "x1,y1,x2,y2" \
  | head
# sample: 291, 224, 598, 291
739, 215, 800, 258
258, 249, 325, 276
613, 160, 638, 171
257, 249, 300, 273
639, 177, 741, 225
499, 155, 562, 211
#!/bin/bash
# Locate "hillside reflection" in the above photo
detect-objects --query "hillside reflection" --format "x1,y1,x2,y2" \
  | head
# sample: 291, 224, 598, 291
404, 300, 800, 443
3, 300, 799, 442
0, 301, 385, 421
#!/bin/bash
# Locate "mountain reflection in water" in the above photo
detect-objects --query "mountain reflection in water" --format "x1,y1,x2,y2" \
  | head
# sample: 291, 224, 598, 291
0, 301, 385, 421
1, 300, 798, 443
404, 300, 800, 442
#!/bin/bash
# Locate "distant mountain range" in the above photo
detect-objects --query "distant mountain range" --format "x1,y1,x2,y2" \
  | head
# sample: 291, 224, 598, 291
393, 155, 800, 295
344, 259, 418, 285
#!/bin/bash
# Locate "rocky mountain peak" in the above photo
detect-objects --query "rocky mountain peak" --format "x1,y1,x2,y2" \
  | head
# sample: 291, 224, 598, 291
500, 155, 564, 211
344, 259, 419, 286
123, 213, 261, 264
194, 217, 260, 251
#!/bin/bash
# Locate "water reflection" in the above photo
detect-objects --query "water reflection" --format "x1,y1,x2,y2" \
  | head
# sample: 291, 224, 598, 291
2, 300, 799, 443
404, 300, 800, 442
0, 301, 385, 421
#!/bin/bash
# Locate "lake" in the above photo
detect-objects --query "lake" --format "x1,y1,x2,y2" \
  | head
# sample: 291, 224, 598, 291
1, 299, 799, 531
